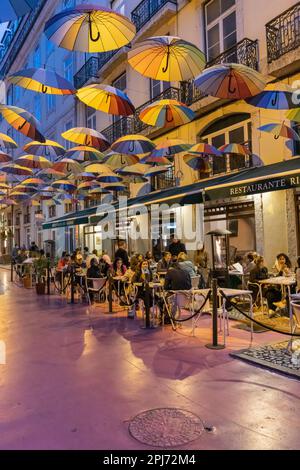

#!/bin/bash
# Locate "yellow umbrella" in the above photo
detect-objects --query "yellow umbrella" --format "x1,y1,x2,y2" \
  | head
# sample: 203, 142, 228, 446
62, 127, 110, 151
76, 84, 135, 116
15, 155, 53, 169
0, 105, 45, 142
0, 132, 18, 150
44, 4, 136, 53
139, 99, 195, 128
52, 158, 82, 174
23, 139, 65, 158
128, 36, 206, 82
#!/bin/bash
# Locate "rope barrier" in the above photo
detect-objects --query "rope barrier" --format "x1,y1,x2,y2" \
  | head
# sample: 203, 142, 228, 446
169, 290, 212, 323
219, 290, 300, 337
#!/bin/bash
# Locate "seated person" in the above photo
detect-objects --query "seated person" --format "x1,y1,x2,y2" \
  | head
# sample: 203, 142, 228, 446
243, 252, 256, 274
157, 251, 172, 272
86, 249, 99, 269
177, 252, 197, 279
229, 255, 244, 289
272, 253, 292, 276
249, 256, 281, 313
98, 254, 111, 277
112, 258, 127, 277
132, 260, 153, 310
87, 257, 101, 278
164, 262, 192, 291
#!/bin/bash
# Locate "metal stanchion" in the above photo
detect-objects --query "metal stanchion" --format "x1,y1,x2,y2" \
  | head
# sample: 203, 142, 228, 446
71, 265, 75, 304
10, 261, 14, 282
205, 278, 225, 350
144, 281, 151, 328
46, 259, 51, 295
108, 275, 113, 314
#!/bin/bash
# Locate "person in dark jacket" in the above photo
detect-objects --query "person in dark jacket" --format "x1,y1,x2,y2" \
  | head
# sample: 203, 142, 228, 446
87, 257, 101, 278
164, 263, 192, 291
114, 241, 129, 267
157, 251, 172, 272
168, 235, 187, 259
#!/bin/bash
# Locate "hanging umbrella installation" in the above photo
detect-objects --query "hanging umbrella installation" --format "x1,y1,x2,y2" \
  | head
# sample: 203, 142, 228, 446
150, 139, 191, 158
111, 135, 155, 155
218, 143, 251, 155
65, 146, 104, 162
23, 140, 65, 158
245, 83, 298, 110
52, 158, 82, 174
183, 154, 211, 172
103, 152, 139, 168
0, 0, 38, 22
15, 155, 53, 169
77, 84, 135, 116
195, 63, 267, 100
51, 180, 77, 191
128, 36, 206, 82
0, 132, 18, 150
44, 4, 136, 53
0, 163, 33, 176
258, 122, 300, 140
8, 67, 76, 95
0, 151, 12, 163
139, 99, 195, 128
62, 127, 110, 151
286, 108, 300, 122
0, 105, 45, 142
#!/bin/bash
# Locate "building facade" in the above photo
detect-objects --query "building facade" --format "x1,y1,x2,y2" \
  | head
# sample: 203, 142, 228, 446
0, 0, 300, 268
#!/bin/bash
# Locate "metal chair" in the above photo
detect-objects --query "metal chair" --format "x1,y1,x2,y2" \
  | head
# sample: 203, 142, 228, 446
166, 289, 206, 335
86, 277, 107, 305
191, 275, 201, 289
247, 281, 269, 316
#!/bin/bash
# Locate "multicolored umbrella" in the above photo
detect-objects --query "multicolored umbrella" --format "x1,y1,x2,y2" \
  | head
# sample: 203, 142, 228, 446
62, 127, 110, 151
111, 135, 155, 155
219, 143, 251, 155
128, 36, 206, 81
246, 84, 298, 110
116, 163, 151, 177
103, 152, 139, 168
150, 139, 191, 157
286, 108, 300, 122
15, 155, 52, 169
195, 63, 266, 100
44, 4, 136, 53
140, 154, 171, 165
96, 170, 122, 183
258, 122, 300, 140
83, 163, 112, 174
0, 182, 9, 189
65, 145, 104, 162
51, 180, 77, 191
144, 166, 170, 177
183, 154, 211, 172
77, 180, 101, 191
0, 105, 45, 142
88, 187, 110, 195
52, 158, 82, 174
20, 177, 45, 186
139, 99, 195, 128
102, 182, 127, 192
23, 139, 65, 158
0, 163, 32, 175
76, 171, 97, 181
77, 84, 135, 116
1, 0, 38, 22
9, 67, 76, 95
0, 132, 18, 150
0, 198, 17, 206
38, 168, 66, 179
189, 142, 223, 156
0, 151, 12, 163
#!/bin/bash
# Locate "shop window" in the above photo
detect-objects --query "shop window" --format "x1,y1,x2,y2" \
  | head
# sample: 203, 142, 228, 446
205, 0, 236, 61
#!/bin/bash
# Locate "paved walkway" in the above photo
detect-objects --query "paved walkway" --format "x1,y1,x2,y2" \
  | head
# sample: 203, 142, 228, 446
0, 268, 299, 450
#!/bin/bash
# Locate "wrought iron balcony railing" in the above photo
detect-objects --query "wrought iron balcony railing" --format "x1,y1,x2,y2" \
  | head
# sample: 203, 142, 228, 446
23, 214, 31, 225
132, 0, 177, 32
207, 38, 259, 70
74, 56, 100, 89
266, 1, 300, 63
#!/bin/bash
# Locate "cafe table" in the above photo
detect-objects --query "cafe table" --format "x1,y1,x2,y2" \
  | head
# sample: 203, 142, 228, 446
259, 276, 296, 327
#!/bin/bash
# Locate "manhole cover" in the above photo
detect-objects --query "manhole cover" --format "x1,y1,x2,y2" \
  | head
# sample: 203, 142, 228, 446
128, 408, 204, 447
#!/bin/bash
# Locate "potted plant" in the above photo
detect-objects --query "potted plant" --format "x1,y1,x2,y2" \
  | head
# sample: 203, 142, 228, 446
23, 263, 32, 289
33, 258, 48, 295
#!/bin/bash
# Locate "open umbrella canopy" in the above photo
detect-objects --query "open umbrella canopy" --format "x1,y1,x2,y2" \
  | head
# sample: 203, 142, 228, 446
23, 139, 65, 158
183, 153, 211, 172
116, 163, 151, 177
13, 184, 37, 192
65, 145, 104, 162
38, 167, 66, 178
9, 67, 76, 95
128, 36, 206, 82
52, 158, 82, 174
62, 127, 110, 151
77, 180, 101, 190
219, 143, 251, 155
44, 4, 136, 53
20, 177, 45, 187
0, 105, 45, 142
195, 63, 267, 100
0, 132, 18, 150
82, 163, 111, 175
102, 182, 127, 192
189, 142, 223, 156
51, 179, 77, 191
150, 139, 191, 157
0, 0, 38, 22
76, 171, 97, 180
0, 198, 17, 206
286, 108, 300, 122
0, 151, 12, 163
144, 165, 170, 177
0, 182, 9, 189
0, 163, 33, 175
103, 152, 139, 168
15, 155, 53, 169
96, 169, 122, 183
258, 122, 300, 140
139, 99, 195, 128
140, 154, 171, 165
111, 134, 155, 155
77, 84, 135, 116
245, 83, 298, 110
88, 187, 110, 195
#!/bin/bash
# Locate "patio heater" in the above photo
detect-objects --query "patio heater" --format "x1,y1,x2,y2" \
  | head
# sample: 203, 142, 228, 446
206, 228, 231, 288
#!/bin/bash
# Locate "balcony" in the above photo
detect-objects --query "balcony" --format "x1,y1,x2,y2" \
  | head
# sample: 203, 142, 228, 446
207, 38, 259, 70
132, 0, 177, 33
151, 166, 176, 190
266, 2, 300, 64
74, 56, 100, 89
23, 214, 31, 225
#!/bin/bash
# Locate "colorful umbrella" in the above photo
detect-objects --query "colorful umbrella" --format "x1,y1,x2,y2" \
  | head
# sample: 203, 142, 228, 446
96, 170, 122, 183
0, 163, 32, 175
1, 0, 38, 22
111, 135, 155, 155
150, 139, 191, 157
0, 198, 17, 205
140, 154, 171, 165
77, 180, 101, 190
83, 163, 112, 174
44, 4, 136, 53
258, 122, 300, 140
77, 84, 135, 116
65, 145, 104, 162
219, 143, 251, 155
189, 142, 223, 156
0, 151, 12, 163
62, 127, 110, 151
38, 168, 66, 179
88, 187, 110, 195
23, 139, 65, 158
76, 171, 97, 180
103, 152, 139, 168
9, 67, 76, 95
0, 132, 18, 150
286, 108, 300, 122
116, 163, 151, 177
183, 154, 211, 172
128, 36, 206, 82
195, 63, 266, 100
144, 166, 170, 177
0, 182, 9, 189
15, 155, 52, 169
102, 182, 127, 192
20, 177, 45, 187
245, 83, 298, 110
51, 180, 77, 191
139, 99, 195, 128
0, 105, 45, 142
52, 158, 82, 174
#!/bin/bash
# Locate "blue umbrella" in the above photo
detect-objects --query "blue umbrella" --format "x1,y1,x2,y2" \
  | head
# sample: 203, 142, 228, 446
246, 84, 298, 110
1, 0, 38, 22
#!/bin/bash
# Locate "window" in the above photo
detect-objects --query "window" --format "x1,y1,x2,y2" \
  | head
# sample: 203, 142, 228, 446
33, 46, 41, 68
111, 0, 126, 15
65, 202, 73, 213
86, 106, 96, 129
112, 72, 126, 91
205, 0, 236, 61
150, 79, 169, 100
34, 95, 41, 122
112, 73, 127, 130
200, 113, 252, 175
47, 94, 56, 113
64, 55, 73, 82
7, 85, 14, 105
48, 205, 56, 218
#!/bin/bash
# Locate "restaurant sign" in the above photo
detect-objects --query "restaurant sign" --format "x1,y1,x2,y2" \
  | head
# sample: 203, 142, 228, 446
43, 216, 89, 230
206, 173, 300, 200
